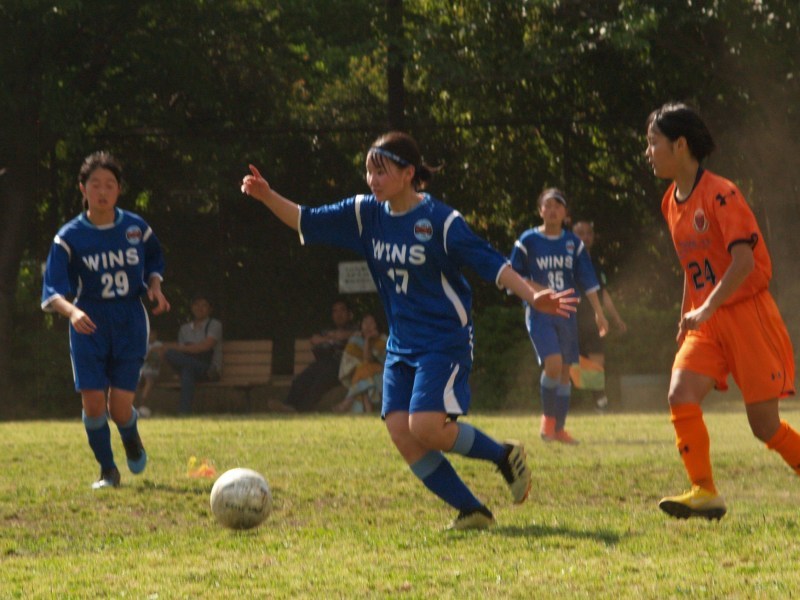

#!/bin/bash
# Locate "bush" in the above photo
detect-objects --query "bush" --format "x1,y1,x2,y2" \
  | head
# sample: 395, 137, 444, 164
471, 304, 533, 410
7, 260, 76, 419
7, 323, 75, 419
604, 301, 677, 376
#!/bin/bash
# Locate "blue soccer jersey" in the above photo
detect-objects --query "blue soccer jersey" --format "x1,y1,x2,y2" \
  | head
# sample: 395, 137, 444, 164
510, 228, 599, 364
299, 193, 509, 357
510, 228, 599, 296
41, 208, 166, 391
41, 208, 165, 310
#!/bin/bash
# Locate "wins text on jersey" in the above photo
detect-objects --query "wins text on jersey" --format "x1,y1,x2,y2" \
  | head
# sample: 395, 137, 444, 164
82, 248, 141, 271
372, 240, 426, 266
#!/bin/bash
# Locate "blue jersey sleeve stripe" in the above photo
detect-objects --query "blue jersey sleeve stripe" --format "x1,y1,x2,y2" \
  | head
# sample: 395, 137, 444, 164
297, 208, 306, 245
442, 210, 461, 255
441, 273, 469, 326
40, 293, 64, 312
514, 239, 528, 257
54, 235, 71, 260
494, 262, 510, 289
142, 227, 153, 242
355, 194, 364, 236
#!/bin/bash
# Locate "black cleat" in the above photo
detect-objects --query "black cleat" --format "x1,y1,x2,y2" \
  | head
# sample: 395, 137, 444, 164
92, 466, 121, 490
122, 434, 147, 474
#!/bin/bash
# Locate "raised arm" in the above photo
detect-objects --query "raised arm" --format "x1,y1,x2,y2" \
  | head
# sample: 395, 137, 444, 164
240, 164, 301, 231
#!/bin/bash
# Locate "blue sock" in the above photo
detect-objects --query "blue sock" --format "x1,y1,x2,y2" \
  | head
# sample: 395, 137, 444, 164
83, 411, 116, 471
116, 408, 140, 442
540, 374, 559, 417
555, 383, 572, 431
410, 451, 483, 512
449, 422, 506, 463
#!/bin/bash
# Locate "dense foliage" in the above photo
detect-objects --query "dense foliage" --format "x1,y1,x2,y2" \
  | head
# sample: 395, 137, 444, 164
2, 1, 798, 403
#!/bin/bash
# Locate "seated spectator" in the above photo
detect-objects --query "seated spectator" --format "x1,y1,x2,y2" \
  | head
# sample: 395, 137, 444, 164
159, 293, 223, 414
269, 298, 355, 412
334, 313, 387, 414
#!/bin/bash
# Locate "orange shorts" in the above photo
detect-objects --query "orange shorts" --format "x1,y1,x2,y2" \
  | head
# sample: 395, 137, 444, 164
673, 289, 795, 404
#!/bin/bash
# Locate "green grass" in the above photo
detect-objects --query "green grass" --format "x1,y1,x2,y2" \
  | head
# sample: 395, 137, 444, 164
3, 405, 800, 598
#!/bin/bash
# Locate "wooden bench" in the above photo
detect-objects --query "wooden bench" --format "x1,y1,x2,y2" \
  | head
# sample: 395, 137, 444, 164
269, 338, 347, 410
158, 339, 273, 409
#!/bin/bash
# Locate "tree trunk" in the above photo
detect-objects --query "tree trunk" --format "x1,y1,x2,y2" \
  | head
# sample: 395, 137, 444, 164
386, 0, 405, 131
0, 155, 37, 391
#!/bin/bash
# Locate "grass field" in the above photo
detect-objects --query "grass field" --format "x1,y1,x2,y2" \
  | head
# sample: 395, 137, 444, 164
3, 405, 800, 598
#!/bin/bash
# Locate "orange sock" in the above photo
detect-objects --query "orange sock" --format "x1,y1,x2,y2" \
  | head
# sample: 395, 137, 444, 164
670, 403, 716, 493
765, 420, 800, 476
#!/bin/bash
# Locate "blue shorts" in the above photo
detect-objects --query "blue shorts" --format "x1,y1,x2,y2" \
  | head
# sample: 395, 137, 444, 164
69, 298, 149, 392
382, 351, 472, 418
526, 305, 579, 365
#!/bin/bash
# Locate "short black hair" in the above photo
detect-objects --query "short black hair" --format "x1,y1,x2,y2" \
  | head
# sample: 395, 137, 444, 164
190, 292, 213, 306
647, 103, 716, 162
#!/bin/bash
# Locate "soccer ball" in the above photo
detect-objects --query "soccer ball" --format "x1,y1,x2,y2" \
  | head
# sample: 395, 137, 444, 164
210, 468, 272, 530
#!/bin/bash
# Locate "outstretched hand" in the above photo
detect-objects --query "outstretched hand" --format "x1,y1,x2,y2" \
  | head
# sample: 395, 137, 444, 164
240, 164, 271, 203
532, 288, 579, 318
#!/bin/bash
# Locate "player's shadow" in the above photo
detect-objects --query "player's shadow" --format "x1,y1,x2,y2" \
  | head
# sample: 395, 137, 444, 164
588, 438, 671, 446
494, 522, 622, 546
132, 480, 209, 495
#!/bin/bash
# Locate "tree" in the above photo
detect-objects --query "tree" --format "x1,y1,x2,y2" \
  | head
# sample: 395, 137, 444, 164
3, 0, 798, 403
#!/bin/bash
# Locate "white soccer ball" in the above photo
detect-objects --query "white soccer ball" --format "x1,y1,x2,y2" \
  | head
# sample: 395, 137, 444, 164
210, 468, 272, 530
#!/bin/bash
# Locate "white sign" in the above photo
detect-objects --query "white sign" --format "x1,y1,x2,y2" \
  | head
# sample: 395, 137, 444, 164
338, 261, 377, 294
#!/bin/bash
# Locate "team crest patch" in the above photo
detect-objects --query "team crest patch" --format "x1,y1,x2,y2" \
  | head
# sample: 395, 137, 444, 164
126, 226, 143, 244
566, 240, 575, 254
414, 219, 433, 242
693, 209, 709, 233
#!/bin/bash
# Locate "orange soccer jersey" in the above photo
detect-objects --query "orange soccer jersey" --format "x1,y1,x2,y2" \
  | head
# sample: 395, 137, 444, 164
661, 168, 771, 309
662, 169, 795, 403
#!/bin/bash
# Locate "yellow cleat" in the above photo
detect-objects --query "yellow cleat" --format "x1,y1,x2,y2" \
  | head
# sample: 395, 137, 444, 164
658, 485, 727, 521
499, 441, 532, 504
447, 506, 496, 531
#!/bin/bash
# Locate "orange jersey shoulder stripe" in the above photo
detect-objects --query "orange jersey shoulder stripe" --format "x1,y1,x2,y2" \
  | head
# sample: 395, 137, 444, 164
661, 169, 771, 308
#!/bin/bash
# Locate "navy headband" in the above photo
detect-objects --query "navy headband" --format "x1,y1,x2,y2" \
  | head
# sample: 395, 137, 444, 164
369, 146, 411, 167
542, 191, 567, 207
